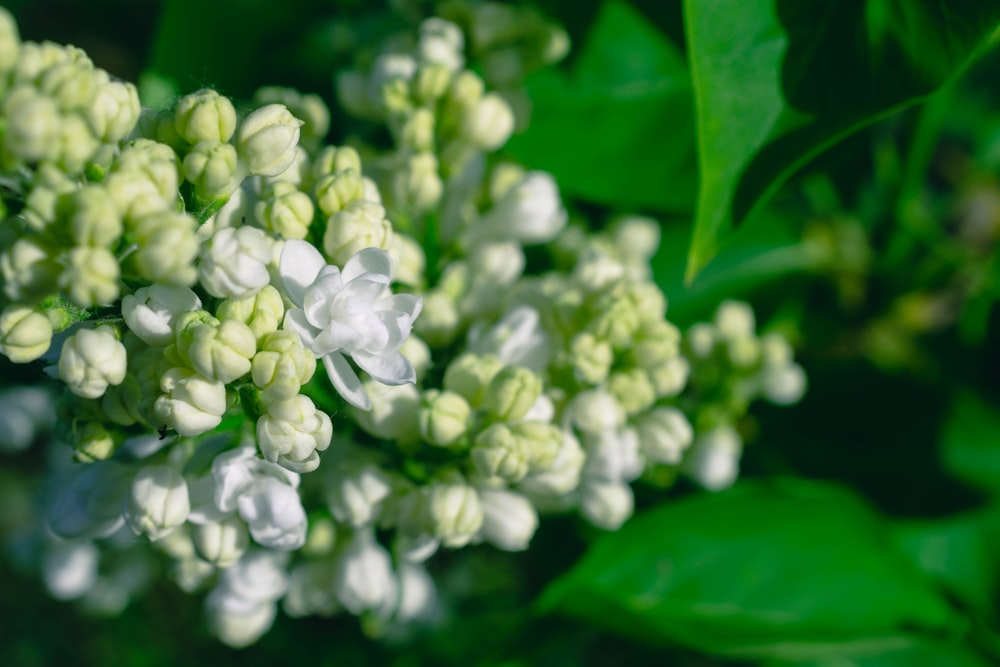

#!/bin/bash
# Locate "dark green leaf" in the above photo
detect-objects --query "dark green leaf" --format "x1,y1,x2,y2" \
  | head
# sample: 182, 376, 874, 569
540, 479, 959, 661
506, 0, 696, 211
683, 0, 1000, 279
941, 391, 1000, 493
766, 639, 994, 667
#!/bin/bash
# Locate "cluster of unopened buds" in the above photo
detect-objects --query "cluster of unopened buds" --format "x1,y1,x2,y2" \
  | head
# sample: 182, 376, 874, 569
0, 4, 805, 647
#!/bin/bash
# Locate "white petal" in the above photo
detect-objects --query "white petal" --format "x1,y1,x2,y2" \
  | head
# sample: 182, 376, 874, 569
323, 352, 371, 410
280, 240, 327, 307
378, 293, 422, 320
283, 309, 320, 352
352, 350, 416, 386
343, 248, 393, 283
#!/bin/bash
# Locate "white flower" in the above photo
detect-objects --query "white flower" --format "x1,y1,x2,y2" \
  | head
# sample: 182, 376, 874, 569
473, 171, 567, 244
199, 226, 272, 299
467, 306, 552, 372
333, 528, 398, 617
121, 284, 202, 346
279, 239, 422, 410
255, 394, 333, 473
325, 462, 393, 527
636, 407, 693, 465
580, 479, 634, 530
57, 326, 127, 399
154, 367, 227, 437
43, 540, 99, 601
206, 550, 288, 648
477, 488, 538, 552
236, 103, 302, 177
683, 425, 743, 491
124, 464, 190, 541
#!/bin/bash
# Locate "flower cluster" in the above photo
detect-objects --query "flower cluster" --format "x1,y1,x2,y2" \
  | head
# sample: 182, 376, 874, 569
0, 5, 804, 648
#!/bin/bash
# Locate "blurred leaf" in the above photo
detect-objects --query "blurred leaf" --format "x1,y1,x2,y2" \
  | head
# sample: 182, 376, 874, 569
683, 0, 1000, 280
506, 0, 696, 211
766, 639, 994, 667
540, 479, 959, 661
893, 507, 1000, 616
941, 391, 1000, 493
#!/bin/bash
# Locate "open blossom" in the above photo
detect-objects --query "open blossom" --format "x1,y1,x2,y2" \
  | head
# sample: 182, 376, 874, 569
279, 239, 421, 410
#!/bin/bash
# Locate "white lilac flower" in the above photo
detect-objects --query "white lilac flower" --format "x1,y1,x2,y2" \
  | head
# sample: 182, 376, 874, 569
477, 488, 538, 552
333, 528, 398, 617
279, 239, 421, 410
121, 284, 202, 347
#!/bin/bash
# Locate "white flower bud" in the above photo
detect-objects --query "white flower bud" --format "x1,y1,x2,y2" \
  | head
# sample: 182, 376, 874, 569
57, 185, 122, 247
114, 139, 181, 203
199, 226, 272, 299
311, 144, 362, 179
59, 246, 121, 306
476, 171, 566, 244
128, 211, 198, 286
0, 305, 52, 363
512, 420, 562, 471
58, 326, 126, 398
715, 300, 756, 340
334, 529, 398, 617
584, 428, 643, 483
313, 170, 365, 217
568, 389, 625, 435
443, 353, 503, 407
217, 285, 285, 340
482, 365, 542, 422
472, 423, 529, 482
636, 407, 693, 465
518, 430, 586, 502
648, 356, 690, 398
206, 550, 288, 647
368, 53, 417, 112
683, 425, 743, 491
419, 389, 471, 446
154, 367, 227, 437
256, 394, 332, 473
614, 216, 661, 259
762, 363, 807, 406
389, 233, 426, 288
352, 380, 420, 441
255, 181, 315, 240
193, 516, 249, 568
461, 92, 514, 150
237, 103, 303, 177
174, 89, 238, 144
3, 86, 59, 162
325, 463, 393, 527
122, 284, 202, 346
87, 79, 140, 142
477, 488, 538, 551
183, 140, 240, 200
176, 311, 256, 383
322, 199, 393, 267
569, 332, 613, 385
43, 540, 99, 600
418, 18, 464, 72
389, 152, 443, 215
413, 290, 460, 347
421, 481, 483, 548
125, 464, 190, 540
251, 330, 316, 402
400, 335, 431, 382
608, 369, 656, 416
395, 562, 437, 623
580, 479, 634, 530
238, 476, 307, 550
0, 7, 19, 72
468, 305, 552, 371
1, 237, 59, 303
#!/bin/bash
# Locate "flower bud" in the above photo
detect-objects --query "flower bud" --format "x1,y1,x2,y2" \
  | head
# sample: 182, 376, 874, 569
251, 330, 316, 402
461, 92, 514, 150
199, 226, 272, 299
369, 53, 417, 113
477, 171, 566, 245
105, 170, 173, 223
1, 237, 59, 304
217, 285, 284, 340
3, 86, 59, 162
443, 353, 503, 407
761, 363, 807, 406
87, 79, 140, 142
421, 480, 483, 548
58, 326, 126, 398
352, 380, 420, 441
512, 421, 562, 471
389, 233, 426, 288
418, 18, 464, 72
176, 311, 256, 383
568, 389, 625, 435
322, 199, 393, 267
114, 139, 181, 203
311, 144, 361, 180
0, 7, 20, 72
334, 529, 398, 617
59, 246, 120, 306
174, 89, 238, 144
313, 170, 365, 217
472, 422, 529, 482
254, 87, 330, 145
192, 516, 249, 568
325, 463, 393, 527
72, 421, 117, 462
683, 425, 742, 491
237, 103, 302, 177
396, 108, 436, 152
715, 300, 756, 340
183, 140, 240, 200
255, 181, 314, 240
580, 479, 634, 530
483, 365, 541, 422
468, 305, 552, 371
477, 488, 538, 551
412, 62, 452, 104
607, 368, 656, 416
648, 356, 690, 398
122, 284, 202, 346
0, 305, 52, 363
127, 211, 198, 285
389, 151, 443, 215
413, 290, 460, 347
636, 407, 693, 465
57, 185, 122, 247
125, 464, 190, 541
569, 332, 612, 385
419, 389, 471, 447
256, 394, 333, 473
155, 367, 227, 436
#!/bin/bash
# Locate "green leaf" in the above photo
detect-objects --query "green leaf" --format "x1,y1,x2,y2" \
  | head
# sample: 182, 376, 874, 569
766, 640, 994, 667
539, 479, 959, 661
506, 0, 696, 211
683, 0, 1000, 280
941, 391, 1000, 493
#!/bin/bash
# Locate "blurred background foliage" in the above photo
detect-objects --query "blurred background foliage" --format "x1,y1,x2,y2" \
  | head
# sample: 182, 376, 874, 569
3, 0, 1000, 665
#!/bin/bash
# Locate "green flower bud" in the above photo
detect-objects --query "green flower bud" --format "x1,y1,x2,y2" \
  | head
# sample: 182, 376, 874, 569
389, 233, 426, 288
388, 152, 442, 215
685, 323, 716, 359
154, 367, 226, 437
607, 368, 656, 416
56, 185, 122, 246
412, 63, 453, 104
175, 311, 256, 384
419, 389, 471, 447
113, 139, 181, 203
322, 199, 392, 267
255, 181, 314, 240
38, 61, 98, 112
727, 336, 760, 369
59, 246, 120, 306
58, 326, 126, 398
420, 480, 483, 548
397, 107, 436, 152
589, 292, 640, 350
310, 145, 361, 180
87, 79, 140, 142
22, 163, 75, 231
72, 421, 118, 463
3, 85, 60, 162
174, 88, 237, 144
251, 330, 316, 403
0, 305, 52, 362
105, 170, 173, 222
216, 285, 284, 340
256, 394, 332, 473
236, 103, 303, 177
182, 140, 239, 200
445, 71, 484, 115
715, 300, 755, 340
628, 319, 681, 367
471, 422, 529, 482
0, 7, 20, 72
648, 357, 689, 398
569, 332, 612, 385
313, 170, 365, 217
1, 237, 59, 303
127, 210, 198, 285
483, 365, 541, 422
613, 216, 660, 259
101, 375, 145, 426
254, 86, 330, 145
511, 421, 562, 471
55, 112, 100, 173
443, 353, 503, 407
413, 290, 460, 347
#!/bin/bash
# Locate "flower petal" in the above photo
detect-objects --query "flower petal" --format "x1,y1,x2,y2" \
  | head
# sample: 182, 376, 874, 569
283, 308, 319, 352
343, 248, 393, 283
279, 240, 327, 307
352, 350, 416, 386
323, 352, 371, 410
